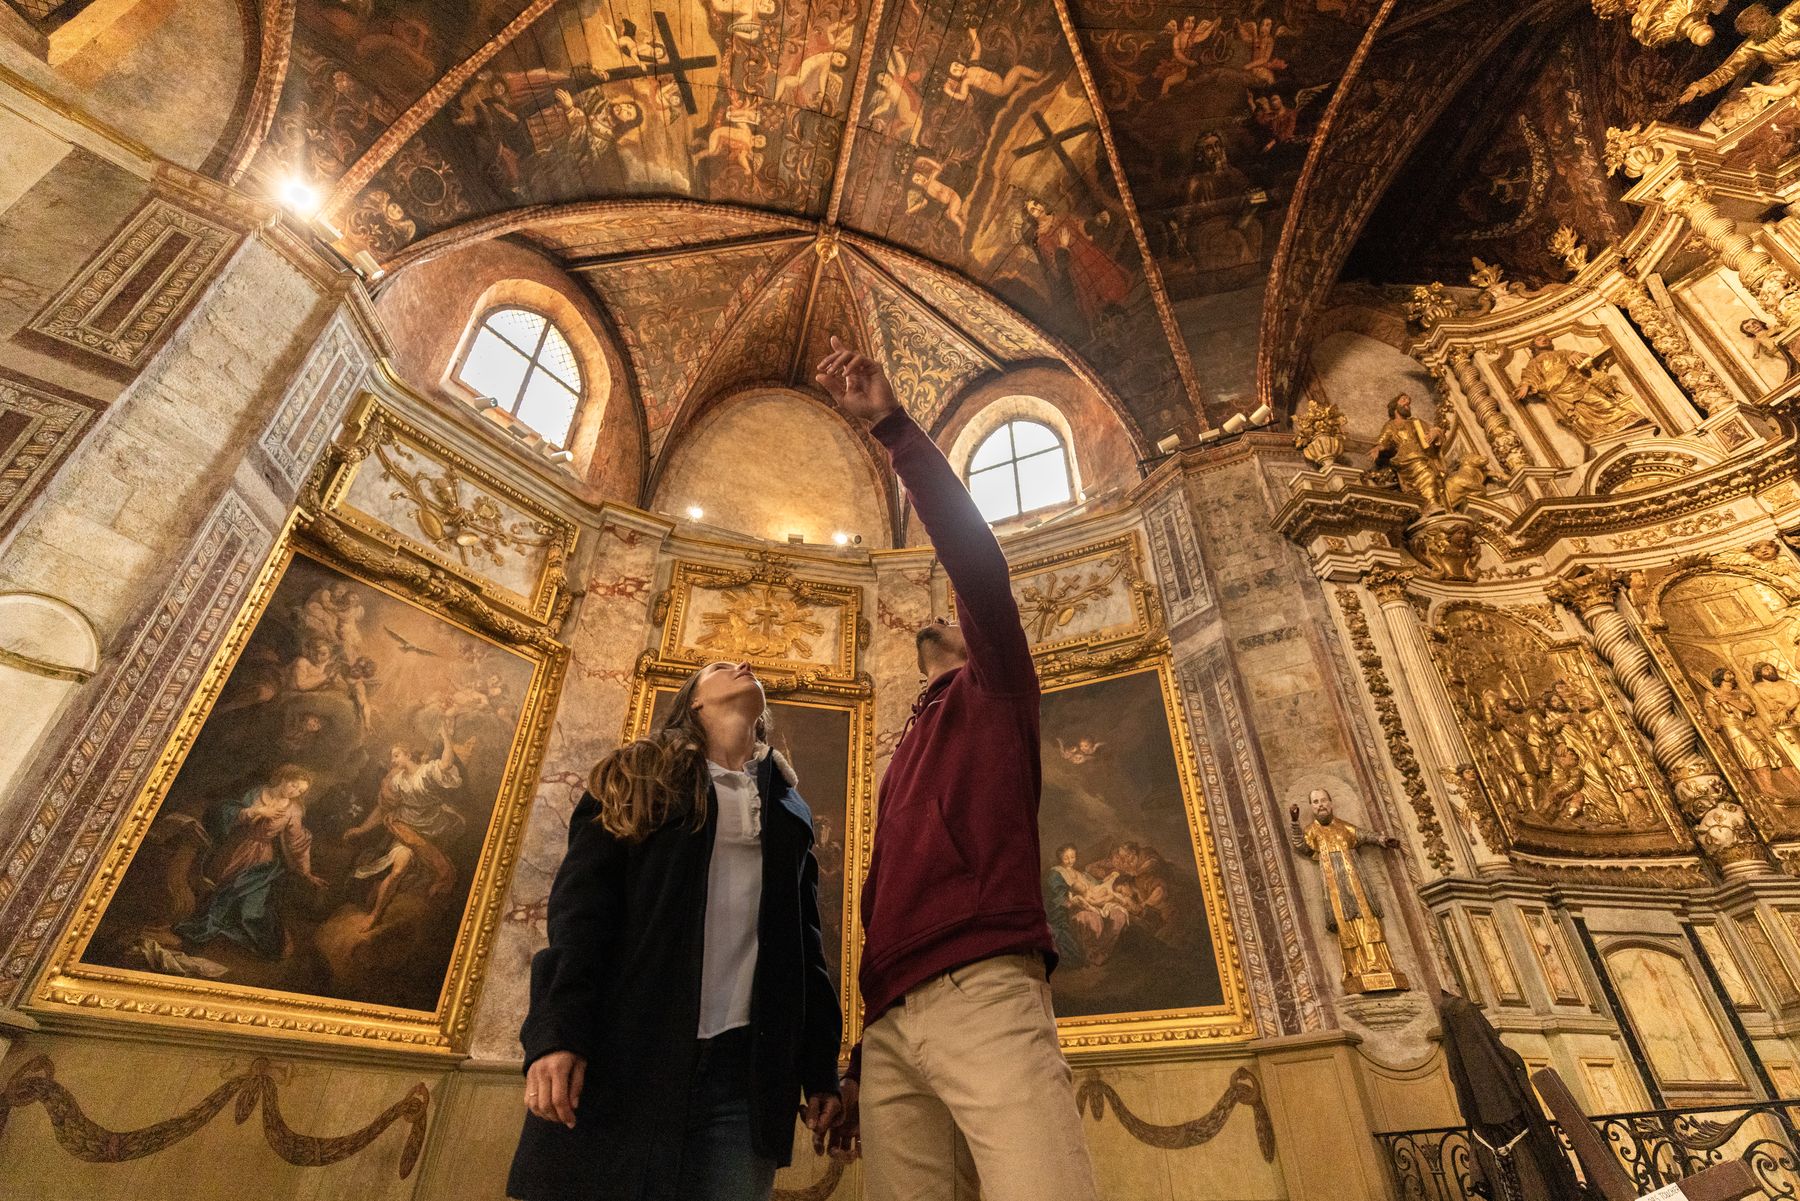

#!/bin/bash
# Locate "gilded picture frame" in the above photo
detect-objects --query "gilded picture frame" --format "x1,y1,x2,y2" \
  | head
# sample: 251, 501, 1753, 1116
655, 552, 866, 686
315, 394, 579, 627
1036, 656, 1255, 1053
31, 520, 565, 1054
622, 660, 875, 1059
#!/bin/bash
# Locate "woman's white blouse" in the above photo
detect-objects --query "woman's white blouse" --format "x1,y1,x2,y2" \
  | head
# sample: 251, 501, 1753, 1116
698, 759, 763, 1038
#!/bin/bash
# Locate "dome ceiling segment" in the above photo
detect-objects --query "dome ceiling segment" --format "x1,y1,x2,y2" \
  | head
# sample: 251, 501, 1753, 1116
255, 0, 1217, 440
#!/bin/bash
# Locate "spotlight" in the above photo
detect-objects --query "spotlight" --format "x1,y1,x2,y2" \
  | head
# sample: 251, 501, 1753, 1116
1248, 403, 1273, 427
832, 532, 850, 546
1221, 413, 1248, 434
686, 505, 704, 521
277, 177, 320, 218
787, 533, 805, 544
1197, 428, 1224, 445
547, 449, 573, 464
1155, 433, 1182, 455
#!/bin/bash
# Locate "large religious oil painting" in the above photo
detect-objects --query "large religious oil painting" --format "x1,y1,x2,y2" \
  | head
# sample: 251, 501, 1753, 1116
634, 680, 870, 1050
1037, 659, 1251, 1049
37, 538, 560, 1051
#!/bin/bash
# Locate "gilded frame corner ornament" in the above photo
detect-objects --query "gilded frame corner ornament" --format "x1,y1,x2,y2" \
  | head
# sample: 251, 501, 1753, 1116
620, 658, 876, 1057
1042, 656, 1256, 1055
1007, 533, 1160, 670
655, 552, 865, 684
31, 517, 568, 1054
314, 394, 579, 628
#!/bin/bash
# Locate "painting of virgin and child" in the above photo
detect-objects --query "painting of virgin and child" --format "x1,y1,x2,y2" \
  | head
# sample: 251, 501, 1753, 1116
1039, 667, 1226, 1019
81, 551, 538, 1013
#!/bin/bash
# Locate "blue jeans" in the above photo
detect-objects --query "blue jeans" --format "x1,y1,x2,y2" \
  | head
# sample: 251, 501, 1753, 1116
674, 1027, 777, 1201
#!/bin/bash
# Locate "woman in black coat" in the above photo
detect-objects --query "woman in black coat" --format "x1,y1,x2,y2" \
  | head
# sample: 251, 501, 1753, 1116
508, 660, 844, 1201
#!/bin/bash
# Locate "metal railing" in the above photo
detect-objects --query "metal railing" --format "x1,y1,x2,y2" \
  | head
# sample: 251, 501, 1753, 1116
1377, 1097, 1800, 1200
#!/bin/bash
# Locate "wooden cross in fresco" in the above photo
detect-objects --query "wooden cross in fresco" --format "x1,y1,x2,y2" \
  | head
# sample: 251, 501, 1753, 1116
650, 10, 716, 116
1014, 113, 1101, 207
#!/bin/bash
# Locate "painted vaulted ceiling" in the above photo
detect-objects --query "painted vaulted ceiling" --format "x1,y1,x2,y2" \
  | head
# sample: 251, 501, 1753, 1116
245, 0, 1543, 454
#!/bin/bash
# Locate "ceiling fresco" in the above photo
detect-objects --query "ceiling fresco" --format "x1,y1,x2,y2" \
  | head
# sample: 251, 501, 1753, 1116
246, 0, 1627, 455
1343, 10, 1717, 290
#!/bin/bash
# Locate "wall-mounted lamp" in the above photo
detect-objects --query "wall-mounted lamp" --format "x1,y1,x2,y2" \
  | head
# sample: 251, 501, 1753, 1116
1155, 433, 1182, 455
832, 532, 850, 546
1221, 412, 1248, 435
1248, 404, 1273, 427
786, 533, 805, 544
686, 505, 705, 521
277, 177, 320, 218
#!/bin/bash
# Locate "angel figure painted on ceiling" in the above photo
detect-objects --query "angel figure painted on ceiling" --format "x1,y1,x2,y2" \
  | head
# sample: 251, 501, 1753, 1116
942, 26, 1046, 104
694, 101, 768, 179
905, 155, 969, 234
872, 47, 925, 143
1155, 16, 1225, 97
776, 19, 854, 109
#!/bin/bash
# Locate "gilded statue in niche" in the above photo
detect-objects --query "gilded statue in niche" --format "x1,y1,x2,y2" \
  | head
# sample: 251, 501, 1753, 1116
1288, 789, 1408, 995
1647, 566, 1800, 817
1431, 607, 1686, 855
1371, 394, 1450, 509
1513, 335, 1650, 444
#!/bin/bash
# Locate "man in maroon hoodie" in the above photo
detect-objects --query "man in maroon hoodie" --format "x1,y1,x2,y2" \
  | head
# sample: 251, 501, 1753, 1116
814, 337, 1100, 1200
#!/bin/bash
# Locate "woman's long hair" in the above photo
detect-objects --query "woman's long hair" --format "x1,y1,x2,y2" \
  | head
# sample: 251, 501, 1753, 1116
589, 665, 770, 841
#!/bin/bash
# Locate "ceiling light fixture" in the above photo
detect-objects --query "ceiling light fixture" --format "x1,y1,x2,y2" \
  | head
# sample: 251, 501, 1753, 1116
277, 177, 320, 218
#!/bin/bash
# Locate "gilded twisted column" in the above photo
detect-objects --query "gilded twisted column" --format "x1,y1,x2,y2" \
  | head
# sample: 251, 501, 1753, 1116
1670, 176, 1800, 327
1612, 268, 1735, 415
1444, 349, 1528, 474
1546, 567, 1768, 874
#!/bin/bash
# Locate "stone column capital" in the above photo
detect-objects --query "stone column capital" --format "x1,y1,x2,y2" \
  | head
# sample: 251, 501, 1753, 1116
1363, 565, 1415, 607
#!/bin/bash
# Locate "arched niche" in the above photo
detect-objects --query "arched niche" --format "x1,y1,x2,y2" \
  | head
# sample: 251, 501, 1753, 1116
0, 592, 99, 815
1638, 554, 1800, 830
372, 237, 644, 499
652, 388, 891, 548
1308, 331, 1438, 443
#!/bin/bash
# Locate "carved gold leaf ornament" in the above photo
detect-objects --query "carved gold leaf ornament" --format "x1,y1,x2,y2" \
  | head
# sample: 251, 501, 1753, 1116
1016, 557, 1129, 643
370, 432, 554, 570
696, 583, 828, 660
1336, 586, 1456, 874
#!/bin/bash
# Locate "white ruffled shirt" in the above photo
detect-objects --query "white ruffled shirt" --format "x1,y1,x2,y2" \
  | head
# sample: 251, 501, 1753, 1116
698, 756, 763, 1038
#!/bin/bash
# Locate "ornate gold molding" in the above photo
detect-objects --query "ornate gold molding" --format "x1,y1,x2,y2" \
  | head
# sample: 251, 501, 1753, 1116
1335, 588, 1456, 874
654, 552, 864, 684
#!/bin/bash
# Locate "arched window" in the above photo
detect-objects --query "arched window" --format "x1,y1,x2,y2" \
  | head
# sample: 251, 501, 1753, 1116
454, 306, 583, 446
965, 419, 1073, 523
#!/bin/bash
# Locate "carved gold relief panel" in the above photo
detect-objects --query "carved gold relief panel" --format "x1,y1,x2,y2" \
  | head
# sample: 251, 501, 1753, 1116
316, 397, 578, 627
658, 554, 863, 684
1430, 605, 1688, 857
1638, 559, 1800, 838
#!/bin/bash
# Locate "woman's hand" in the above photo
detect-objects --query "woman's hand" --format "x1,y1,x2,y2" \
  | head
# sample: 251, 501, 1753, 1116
525, 1050, 586, 1128
804, 1090, 845, 1155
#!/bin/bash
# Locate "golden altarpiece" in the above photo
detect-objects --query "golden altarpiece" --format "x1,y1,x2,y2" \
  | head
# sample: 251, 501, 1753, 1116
1278, 57, 1800, 1128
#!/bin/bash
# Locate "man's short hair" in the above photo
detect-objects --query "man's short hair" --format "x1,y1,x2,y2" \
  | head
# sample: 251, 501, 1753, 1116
915, 624, 946, 674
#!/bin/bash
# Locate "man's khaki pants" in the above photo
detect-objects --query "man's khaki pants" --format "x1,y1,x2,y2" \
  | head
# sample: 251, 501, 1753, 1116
860, 953, 1101, 1201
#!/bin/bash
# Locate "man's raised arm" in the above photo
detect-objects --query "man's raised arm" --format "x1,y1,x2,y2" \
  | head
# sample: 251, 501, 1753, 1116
815, 338, 1034, 693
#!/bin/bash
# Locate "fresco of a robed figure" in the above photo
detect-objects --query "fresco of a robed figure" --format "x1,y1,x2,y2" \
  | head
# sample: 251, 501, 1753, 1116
82, 553, 538, 1013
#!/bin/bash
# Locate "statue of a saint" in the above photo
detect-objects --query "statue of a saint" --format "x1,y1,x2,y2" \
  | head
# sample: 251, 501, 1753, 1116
1678, 3, 1800, 106
1370, 394, 1449, 509
1288, 789, 1410, 994
1513, 335, 1649, 443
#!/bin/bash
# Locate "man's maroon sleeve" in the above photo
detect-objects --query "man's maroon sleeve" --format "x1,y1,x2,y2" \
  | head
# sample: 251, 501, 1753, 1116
871, 408, 1036, 695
